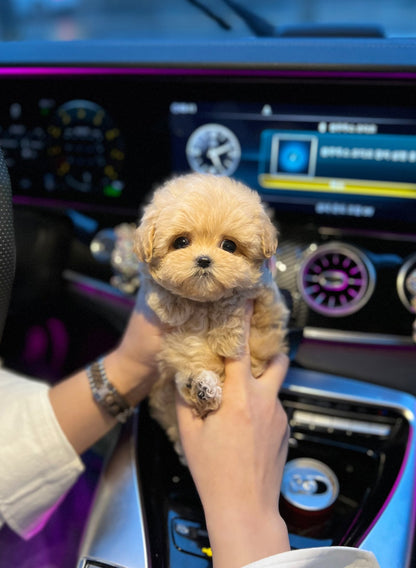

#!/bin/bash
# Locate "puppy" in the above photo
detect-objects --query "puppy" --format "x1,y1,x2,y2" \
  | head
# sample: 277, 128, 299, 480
135, 173, 288, 457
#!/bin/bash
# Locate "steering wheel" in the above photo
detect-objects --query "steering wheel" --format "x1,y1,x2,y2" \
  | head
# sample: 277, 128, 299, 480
0, 150, 15, 342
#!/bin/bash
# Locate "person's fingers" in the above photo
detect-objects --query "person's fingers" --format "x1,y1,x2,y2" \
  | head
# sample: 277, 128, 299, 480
258, 353, 289, 395
223, 300, 254, 384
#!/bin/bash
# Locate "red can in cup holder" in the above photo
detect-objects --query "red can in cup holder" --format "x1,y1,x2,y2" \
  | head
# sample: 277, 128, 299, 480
281, 458, 339, 532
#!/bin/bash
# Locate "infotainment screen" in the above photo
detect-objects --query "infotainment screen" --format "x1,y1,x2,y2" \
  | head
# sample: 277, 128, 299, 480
169, 100, 416, 225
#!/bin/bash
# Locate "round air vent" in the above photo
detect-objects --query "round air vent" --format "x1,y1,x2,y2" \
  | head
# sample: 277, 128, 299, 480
397, 254, 416, 313
298, 242, 376, 317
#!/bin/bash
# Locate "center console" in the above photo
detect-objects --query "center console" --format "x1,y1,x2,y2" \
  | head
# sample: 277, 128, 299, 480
78, 367, 416, 568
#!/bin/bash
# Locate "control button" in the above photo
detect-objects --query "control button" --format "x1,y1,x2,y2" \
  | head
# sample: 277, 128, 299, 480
172, 517, 210, 558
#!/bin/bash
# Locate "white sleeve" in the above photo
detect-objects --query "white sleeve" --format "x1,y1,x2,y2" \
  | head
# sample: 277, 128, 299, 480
0, 367, 85, 539
242, 547, 380, 568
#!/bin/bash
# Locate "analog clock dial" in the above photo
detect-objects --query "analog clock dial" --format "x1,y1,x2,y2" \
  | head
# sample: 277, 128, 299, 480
186, 123, 241, 175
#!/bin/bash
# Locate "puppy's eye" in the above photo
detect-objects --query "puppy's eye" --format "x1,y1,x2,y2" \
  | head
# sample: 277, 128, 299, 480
173, 236, 190, 249
220, 239, 237, 254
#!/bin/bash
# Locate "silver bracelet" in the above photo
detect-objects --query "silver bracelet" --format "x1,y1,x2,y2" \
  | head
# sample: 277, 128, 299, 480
86, 356, 134, 423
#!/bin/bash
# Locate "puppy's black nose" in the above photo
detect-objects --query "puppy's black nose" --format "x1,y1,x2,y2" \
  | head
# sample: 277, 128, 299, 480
196, 256, 212, 268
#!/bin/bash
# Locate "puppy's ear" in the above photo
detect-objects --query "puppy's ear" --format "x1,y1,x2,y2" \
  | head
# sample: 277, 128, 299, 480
134, 212, 156, 263
261, 213, 278, 258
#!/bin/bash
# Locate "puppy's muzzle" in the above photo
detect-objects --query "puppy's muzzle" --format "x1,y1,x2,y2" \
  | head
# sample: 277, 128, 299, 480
196, 256, 212, 269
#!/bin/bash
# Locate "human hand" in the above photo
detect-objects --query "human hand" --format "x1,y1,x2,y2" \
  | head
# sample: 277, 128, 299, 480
176, 302, 291, 568
49, 281, 164, 455
105, 280, 164, 406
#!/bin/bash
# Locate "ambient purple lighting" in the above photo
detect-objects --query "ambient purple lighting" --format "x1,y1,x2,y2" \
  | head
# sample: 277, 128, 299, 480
357, 424, 415, 545
1, 66, 416, 80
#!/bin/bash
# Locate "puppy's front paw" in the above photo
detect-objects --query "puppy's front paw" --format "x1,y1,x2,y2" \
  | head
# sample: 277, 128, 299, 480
176, 370, 222, 418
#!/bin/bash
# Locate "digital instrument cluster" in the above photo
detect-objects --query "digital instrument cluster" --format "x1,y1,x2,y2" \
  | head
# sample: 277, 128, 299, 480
1, 96, 125, 200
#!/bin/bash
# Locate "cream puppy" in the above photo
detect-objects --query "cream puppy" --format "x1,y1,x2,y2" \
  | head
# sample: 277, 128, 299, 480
135, 173, 288, 456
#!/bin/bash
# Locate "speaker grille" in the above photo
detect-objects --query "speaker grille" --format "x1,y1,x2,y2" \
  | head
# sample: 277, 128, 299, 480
298, 242, 375, 317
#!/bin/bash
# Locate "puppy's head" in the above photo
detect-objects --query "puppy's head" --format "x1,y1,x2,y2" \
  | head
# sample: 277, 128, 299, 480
135, 173, 277, 302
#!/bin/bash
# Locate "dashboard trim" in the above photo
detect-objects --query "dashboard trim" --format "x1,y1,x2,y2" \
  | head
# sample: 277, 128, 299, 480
1, 65, 416, 80
78, 415, 150, 568
303, 326, 415, 346
2, 39, 416, 70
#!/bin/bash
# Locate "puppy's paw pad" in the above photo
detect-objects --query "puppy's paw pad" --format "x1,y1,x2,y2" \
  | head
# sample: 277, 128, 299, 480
175, 370, 222, 416
193, 370, 222, 415
197, 369, 221, 395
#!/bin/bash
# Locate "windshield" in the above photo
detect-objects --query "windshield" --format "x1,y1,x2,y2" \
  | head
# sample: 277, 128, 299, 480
1, 0, 415, 42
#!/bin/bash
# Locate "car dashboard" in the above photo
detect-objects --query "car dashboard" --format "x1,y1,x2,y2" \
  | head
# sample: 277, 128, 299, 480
0, 38, 415, 568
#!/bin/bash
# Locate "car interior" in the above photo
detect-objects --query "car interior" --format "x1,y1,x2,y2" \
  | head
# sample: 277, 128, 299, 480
0, 3, 415, 567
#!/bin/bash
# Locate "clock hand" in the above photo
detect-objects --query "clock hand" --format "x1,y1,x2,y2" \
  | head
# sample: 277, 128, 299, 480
209, 142, 232, 156
207, 149, 225, 172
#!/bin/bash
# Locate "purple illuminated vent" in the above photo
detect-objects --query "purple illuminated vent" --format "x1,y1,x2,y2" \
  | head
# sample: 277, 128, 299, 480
397, 253, 416, 313
298, 242, 375, 317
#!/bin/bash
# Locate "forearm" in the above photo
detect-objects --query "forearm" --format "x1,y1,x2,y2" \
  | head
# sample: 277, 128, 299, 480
49, 289, 162, 456
48, 347, 156, 456
48, 363, 115, 456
